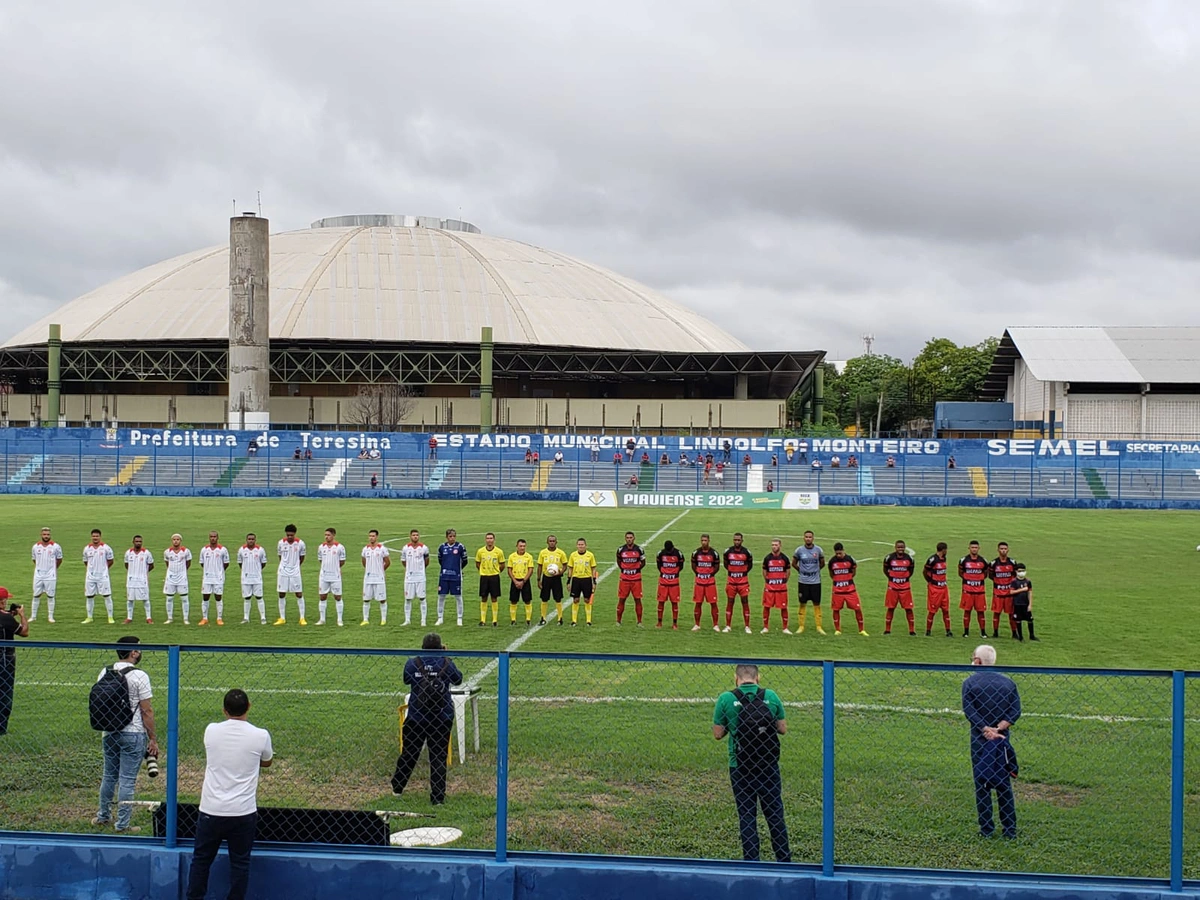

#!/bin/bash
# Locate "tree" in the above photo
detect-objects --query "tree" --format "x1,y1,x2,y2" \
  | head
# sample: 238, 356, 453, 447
835, 353, 906, 436
347, 380, 419, 430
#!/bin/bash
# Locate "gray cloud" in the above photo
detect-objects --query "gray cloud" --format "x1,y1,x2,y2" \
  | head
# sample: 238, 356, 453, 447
3, 0, 1200, 360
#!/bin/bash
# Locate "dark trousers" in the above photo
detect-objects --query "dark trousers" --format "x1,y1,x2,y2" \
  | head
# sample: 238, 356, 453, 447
392, 716, 454, 804
186, 811, 258, 900
0, 656, 14, 735
730, 763, 791, 862
974, 776, 1016, 837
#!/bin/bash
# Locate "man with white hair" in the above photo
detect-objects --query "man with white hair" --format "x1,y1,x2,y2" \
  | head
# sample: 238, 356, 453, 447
962, 644, 1022, 839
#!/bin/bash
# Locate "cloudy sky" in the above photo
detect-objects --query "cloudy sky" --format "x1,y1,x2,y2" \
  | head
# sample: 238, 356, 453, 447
2, 0, 1199, 360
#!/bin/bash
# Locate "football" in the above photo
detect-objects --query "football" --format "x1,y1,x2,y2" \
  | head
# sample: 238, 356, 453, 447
545, 563, 561, 576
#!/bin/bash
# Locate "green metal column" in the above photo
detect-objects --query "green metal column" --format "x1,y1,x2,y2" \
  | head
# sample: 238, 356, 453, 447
813, 366, 825, 427
47, 323, 62, 428
480, 326, 494, 434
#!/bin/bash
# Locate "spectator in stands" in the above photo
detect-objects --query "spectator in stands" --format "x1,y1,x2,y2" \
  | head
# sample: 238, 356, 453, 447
641, 451, 651, 464
370, 474, 378, 489
706, 452, 715, 467
368, 447, 381, 461
771, 454, 779, 467
679, 452, 690, 467
553, 451, 564, 465
742, 454, 752, 466
524, 449, 533, 465
785, 444, 795, 464
886, 456, 896, 468
722, 440, 732, 462
626, 472, 639, 487
625, 438, 636, 461
811, 458, 822, 470
246, 440, 258, 457
848, 455, 858, 468
531, 450, 540, 464
703, 462, 713, 484
357, 449, 370, 460
304, 448, 313, 461
428, 436, 439, 460
715, 462, 725, 483
830, 455, 841, 468
589, 437, 600, 462
613, 452, 623, 465
292, 447, 302, 460
766, 480, 774, 492
948, 456, 957, 469
660, 453, 670, 465
392, 633, 463, 805
963, 644, 1021, 839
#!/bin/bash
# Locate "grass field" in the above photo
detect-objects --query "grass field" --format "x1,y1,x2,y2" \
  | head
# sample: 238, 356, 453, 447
1, 496, 1199, 878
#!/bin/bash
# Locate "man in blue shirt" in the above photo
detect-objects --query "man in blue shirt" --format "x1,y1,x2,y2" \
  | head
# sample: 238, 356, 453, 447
792, 531, 825, 635
391, 633, 463, 805
962, 644, 1022, 838
437, 529, 467, 627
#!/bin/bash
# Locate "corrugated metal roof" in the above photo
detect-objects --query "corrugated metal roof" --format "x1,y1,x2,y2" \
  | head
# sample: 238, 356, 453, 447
997, 326, 1200, 386
3, 225, 748, 353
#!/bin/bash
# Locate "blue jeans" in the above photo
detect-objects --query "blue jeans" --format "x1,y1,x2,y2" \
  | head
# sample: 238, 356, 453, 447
98, 730, 146, 830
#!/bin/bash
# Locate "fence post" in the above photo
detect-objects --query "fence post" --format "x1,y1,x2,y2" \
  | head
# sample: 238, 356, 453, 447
496, 652, 510, 862
1161, 449, 1166, 501
166, 645, 181, 848
1170, 670, 1184, 891
822, 660, 834, 876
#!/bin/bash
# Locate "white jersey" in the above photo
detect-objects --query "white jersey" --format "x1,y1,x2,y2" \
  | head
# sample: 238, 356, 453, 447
163, 547, 192, 585
317, 542, 346, 579
32, 541, 63, 579
362, 544, 389, 584
401, 543, 429, 581
200, 545, 231, 582
238, 545, 267, 582
124, 548, 154, 585
83, 543, 114, 579
277, 538, 306, 576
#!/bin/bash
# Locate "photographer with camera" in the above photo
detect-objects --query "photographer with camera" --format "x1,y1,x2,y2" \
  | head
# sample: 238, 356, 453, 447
0, 587, 30, 736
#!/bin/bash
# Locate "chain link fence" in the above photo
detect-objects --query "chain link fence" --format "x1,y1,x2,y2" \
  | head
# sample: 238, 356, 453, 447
0, 641, 1194, 880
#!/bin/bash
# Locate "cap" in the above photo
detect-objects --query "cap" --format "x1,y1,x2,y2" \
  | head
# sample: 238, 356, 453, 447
0, 587, 11, 600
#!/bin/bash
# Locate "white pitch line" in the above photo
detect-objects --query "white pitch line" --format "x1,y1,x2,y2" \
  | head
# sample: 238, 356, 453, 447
464, 509, 694, 691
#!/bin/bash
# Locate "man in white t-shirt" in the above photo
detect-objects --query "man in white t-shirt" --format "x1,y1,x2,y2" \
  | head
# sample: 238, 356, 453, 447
184, 688, 273, 900
237, 534, 269, 626
123, 535, 155, 624
92, 636, 157, 833
82, 529, 115, 624
31, 526, 63, 623
400, 530, 430, 628
360, 530, 391, 626
198, 532, 231, 627
275, 525, 307, 626
163, 534, 193, 625
316, 528, 346, 627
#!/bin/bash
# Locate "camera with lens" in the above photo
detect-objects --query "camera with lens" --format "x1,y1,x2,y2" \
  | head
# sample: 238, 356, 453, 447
145, 753, 160, 778
7, 603, 18, 614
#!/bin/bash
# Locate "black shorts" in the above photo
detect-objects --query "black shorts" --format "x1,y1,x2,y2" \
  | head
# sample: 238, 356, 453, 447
510, 581, 533, 604
479, 574, 502, 600
570, 577, 594, 600
798, 582, 822, 605
1012, 603, 1032, 621
540, 576, 564, 601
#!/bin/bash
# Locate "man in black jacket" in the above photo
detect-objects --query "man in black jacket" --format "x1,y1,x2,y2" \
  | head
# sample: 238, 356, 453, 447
391, 633, 463, 805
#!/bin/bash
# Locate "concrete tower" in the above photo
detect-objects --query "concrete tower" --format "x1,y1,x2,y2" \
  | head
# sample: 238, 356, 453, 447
227, 213, 270, 430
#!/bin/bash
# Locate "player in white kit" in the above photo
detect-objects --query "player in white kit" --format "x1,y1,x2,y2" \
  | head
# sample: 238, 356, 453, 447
361, 529, 391, 625
275, 524, 307, 625
82, 529, 115, 624
316, 527, 347, 626
198, 531, 230, 626
163, 533, 193, 624
123, 535, 155, 624
401, 529, 430, 627
31, 527, 63, 622
238, 533, 269, 624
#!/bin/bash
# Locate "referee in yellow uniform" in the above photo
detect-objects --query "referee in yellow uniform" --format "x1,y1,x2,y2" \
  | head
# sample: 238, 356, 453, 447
567, 538, 599, 626
475, 533, 505, 626
536, 535, 569, 625
507, 539, 536, 626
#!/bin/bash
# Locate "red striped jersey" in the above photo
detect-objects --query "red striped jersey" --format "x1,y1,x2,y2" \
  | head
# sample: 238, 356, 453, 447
723, 547, 753, 583
692, 548, 720, 585
990, 558, 1016, 594
883, 552, 914, 588
656, 548, 684, 585
616, 545, 645, 581
762, 552, 791, 588
828, 556, 857, 593
959, 555, 988, 591
923, 554, 948, 587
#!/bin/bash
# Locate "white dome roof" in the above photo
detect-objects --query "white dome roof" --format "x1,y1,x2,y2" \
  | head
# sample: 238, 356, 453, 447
5, 219, 748, 353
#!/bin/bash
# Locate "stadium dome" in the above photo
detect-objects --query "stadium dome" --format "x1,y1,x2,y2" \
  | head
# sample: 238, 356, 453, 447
3, 215, 747, 353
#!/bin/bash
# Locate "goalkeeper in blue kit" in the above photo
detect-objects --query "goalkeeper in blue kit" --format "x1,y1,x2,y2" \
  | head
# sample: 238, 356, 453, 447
437, 528, 467, 626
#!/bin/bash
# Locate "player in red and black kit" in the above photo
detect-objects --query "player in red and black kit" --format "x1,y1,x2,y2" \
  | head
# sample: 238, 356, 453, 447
989, 542, 1017, 639
923, 542, 953, 637
761, 538, 791, 633
614, 531, 645, 627
655, 540, 685, 629
691, 534, 721, 631
722, 533, 753, 633
958, 540, 989, 636
828, 543, 867, 636
882, 540, 916, 636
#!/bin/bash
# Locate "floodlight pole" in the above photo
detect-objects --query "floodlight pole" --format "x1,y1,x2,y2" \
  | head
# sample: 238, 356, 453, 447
480, 326, 494, 434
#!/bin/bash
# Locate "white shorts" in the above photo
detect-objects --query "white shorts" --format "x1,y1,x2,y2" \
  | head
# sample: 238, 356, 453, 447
242, 581, 263, 599
33, 577, 57, 598
363, 582, 387, 602
201, 581, 225, 595
404, 580, 426, 600
277, 573, 303, 594
85, 577, 111, 597
164, 581, 189, 596
319, 578, 343, 596
127, 583, 150, 602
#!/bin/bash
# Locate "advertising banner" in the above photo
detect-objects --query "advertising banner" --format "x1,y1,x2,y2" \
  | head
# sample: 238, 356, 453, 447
578, 491, 819, 510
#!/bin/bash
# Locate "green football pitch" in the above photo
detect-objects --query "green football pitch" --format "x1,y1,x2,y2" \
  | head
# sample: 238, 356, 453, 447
2, 496, 1199, 877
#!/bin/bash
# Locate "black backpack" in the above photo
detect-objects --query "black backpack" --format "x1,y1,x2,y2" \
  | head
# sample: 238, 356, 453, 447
412, 657, 449, 708
89, 665, 135, 732
733, 687, 780, 766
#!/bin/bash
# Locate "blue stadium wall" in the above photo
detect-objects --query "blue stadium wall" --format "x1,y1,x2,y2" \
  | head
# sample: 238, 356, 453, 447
1, 836, 1193, 900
